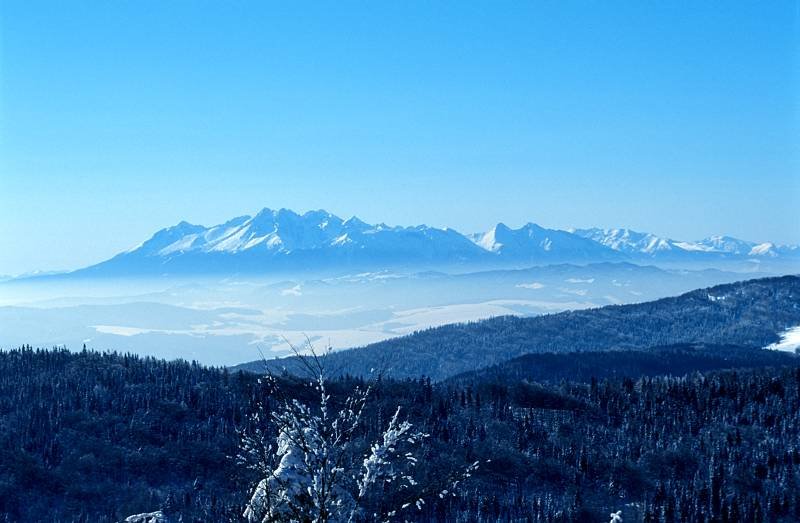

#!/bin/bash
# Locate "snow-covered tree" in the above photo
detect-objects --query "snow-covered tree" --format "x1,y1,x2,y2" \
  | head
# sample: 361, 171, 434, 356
239, 345, 439, 523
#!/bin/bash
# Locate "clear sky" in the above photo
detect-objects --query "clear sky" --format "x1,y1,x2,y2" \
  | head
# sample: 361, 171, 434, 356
1, 1, 798, 275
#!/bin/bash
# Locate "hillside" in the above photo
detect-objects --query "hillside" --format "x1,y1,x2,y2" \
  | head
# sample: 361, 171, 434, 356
0, 348, 256, 521
445, 343, 800, 386
3, 347, 800, 522
234, 275, 800, 380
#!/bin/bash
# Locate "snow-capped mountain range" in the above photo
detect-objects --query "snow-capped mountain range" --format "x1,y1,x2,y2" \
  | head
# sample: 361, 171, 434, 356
33, 208, 800, 278
570, 228, 796, 259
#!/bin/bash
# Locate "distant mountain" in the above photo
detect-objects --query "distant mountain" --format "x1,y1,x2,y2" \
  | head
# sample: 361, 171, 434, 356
572, 227, 799, 262
74, 208, 489, 277
570, 228, 678, 255
12, 208, 798, 279
469, 222, 624, 263
233, 275, 800, 380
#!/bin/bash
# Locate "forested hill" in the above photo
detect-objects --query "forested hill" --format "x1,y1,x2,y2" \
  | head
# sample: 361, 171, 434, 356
4, 346, 800, 522
235, 275, 800, 380
0, 348, 258, 521
445, 344, 800, 387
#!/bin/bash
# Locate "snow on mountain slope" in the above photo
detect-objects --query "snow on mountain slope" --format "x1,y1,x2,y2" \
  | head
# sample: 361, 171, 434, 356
471, 223, 625, 262
158, 215, 252, 255
205, 209, 347, 253
750, 243, 777, 257
693, 235, 756, 255
79, 209, 494, 276
570, 228, 675, 255
136, 209, 482, 260
572, 228, 798, 261
130, 221, 208, 255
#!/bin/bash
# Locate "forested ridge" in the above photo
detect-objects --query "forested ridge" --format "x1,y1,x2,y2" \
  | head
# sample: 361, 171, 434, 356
235, 275, 800, 380
2, 345, 800, 522
445, 344, 800, 386
0, 348, 256, 521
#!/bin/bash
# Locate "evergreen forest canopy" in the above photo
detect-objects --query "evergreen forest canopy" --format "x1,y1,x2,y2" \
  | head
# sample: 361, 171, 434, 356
1, 343, 800, 521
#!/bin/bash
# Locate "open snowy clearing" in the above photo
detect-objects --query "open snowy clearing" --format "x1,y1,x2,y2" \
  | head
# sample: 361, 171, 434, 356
765, 326, 800, 353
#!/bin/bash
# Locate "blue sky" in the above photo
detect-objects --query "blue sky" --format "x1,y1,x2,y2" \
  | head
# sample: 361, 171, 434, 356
1, 1, 798, 274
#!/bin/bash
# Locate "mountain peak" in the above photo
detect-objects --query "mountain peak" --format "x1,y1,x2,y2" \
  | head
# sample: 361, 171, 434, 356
275, 207, 299, 218
343, 216, 369, 229
473, 223, 510, 252
253, 207, 276, 217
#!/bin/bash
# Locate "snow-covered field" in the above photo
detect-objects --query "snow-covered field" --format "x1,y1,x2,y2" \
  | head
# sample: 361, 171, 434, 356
765, 326, 800, 353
